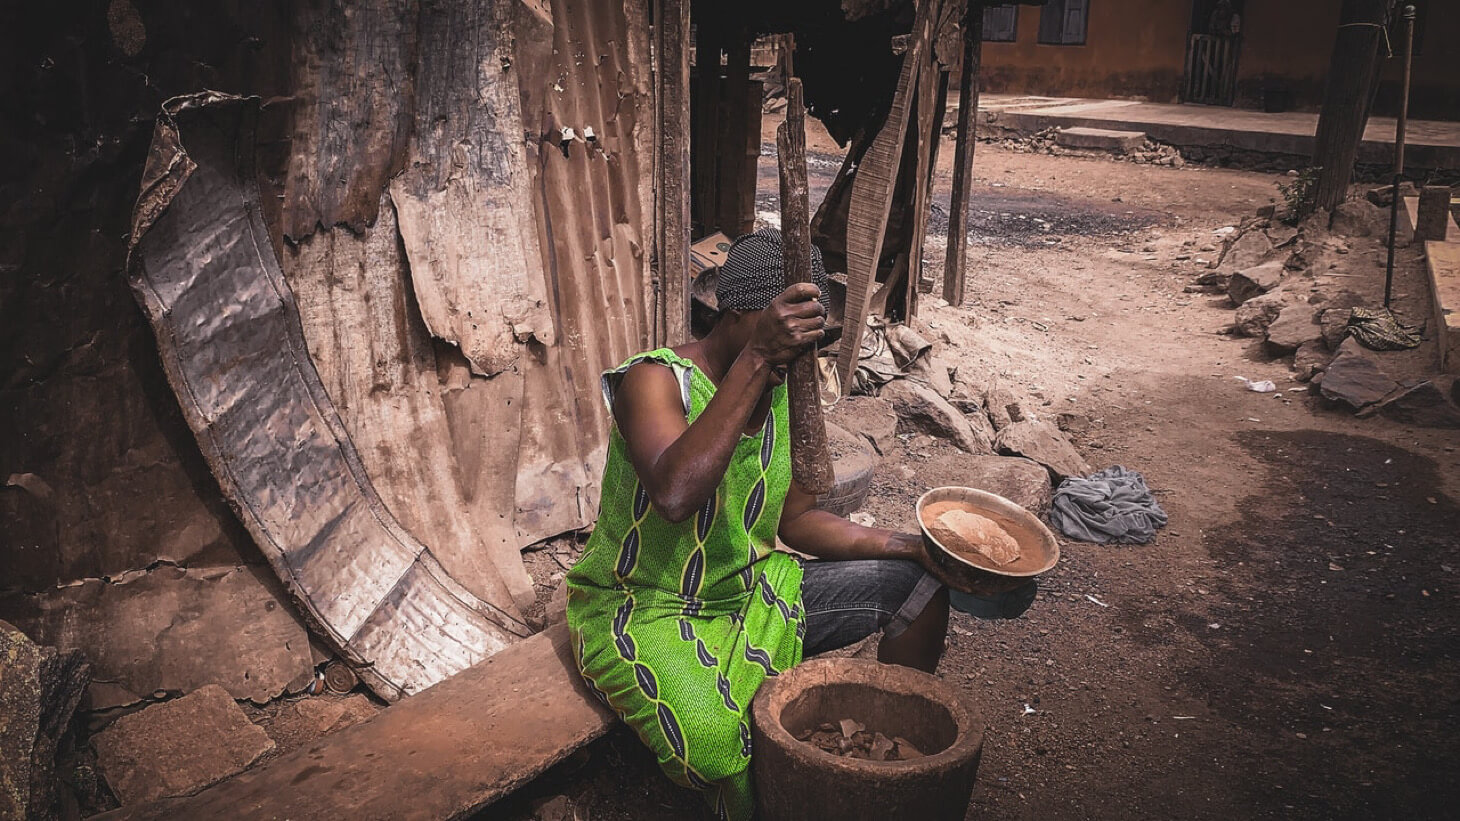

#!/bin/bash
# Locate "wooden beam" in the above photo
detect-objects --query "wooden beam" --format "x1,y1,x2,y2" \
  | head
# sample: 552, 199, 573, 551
918, 70, 951, 296
943, 3, 983, 307
719, 32, 754, 239
779, 79, 835, 495
836, 0, 939, 394
655, 0, 691, 345
905, 43, 946, 317
691, 16, 723, 234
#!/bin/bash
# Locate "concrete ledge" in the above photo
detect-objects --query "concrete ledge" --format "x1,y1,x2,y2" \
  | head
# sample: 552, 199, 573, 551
102, 623, 614, 821
1424, 240, 1460, 374
1054, 127, 1146, 153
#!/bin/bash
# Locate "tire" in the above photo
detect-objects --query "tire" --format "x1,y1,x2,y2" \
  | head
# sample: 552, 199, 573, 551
814, 422, 878, 517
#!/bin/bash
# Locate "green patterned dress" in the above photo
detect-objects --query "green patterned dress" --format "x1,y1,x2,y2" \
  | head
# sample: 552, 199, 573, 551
566, 349, 805, 821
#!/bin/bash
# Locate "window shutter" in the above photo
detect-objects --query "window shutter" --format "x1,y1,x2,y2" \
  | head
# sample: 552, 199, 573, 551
1062, 0, 1089, 44
1038, 0, 1066, 43
983, 5, 1018, 42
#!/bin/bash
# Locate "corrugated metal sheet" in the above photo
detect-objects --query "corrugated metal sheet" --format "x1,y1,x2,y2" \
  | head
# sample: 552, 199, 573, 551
128, 94, 532, 702
511, 0, 656, 541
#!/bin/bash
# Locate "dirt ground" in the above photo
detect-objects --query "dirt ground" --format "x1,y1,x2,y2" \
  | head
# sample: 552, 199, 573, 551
494, 125, 1460, 820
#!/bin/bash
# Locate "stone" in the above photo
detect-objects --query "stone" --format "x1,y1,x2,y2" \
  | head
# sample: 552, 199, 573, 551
1317, 291, 1365, 349
954, 456, 1054, 516
1416, 186, 1453, 241
906, 353, 954, 398
0, 621, 89, 821
966, 407, 997, 448
1056, 411, 1091, 434
1054, 127, 1146, 153
1220, 229, 1275, 271
982, 385, 1032, 431
1227, 260, 1285, 306
290, 693, 379, 736
1195, 270, 1230, 288
1293, 340, 1331, 382
1233, 290, 1290, 338
881, 380, 992, 453
993, 420, 1092, 482
1265, 304, 1323, 353
825, 395, 898, 457
1319, 338, 1401, 411
1375, 379, 1460, 428
1330, 199, 1387, 238
93, 684, 275, 805
1266, 223, 1299, 247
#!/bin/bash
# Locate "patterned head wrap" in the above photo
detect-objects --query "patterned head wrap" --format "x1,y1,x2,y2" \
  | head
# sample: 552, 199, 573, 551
716, 227, 831, 315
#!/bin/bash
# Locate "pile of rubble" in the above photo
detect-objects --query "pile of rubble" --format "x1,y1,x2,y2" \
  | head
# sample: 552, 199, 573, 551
824, 323, 1093, 520
1193, 197, 1460, 428
976, 126, 1186, 168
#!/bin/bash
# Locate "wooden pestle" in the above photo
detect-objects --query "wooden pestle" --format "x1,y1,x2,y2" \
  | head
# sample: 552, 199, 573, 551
778, 78, 835, 494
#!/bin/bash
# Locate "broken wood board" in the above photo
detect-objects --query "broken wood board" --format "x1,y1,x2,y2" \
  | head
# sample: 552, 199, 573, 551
943, 3, 983, 307
126, 93, 531, 702
102, 624, 614, 821
0, 565, 312, 709
390, 0, 554, 378
836, 0, 939, 393
654, 0, 692, 346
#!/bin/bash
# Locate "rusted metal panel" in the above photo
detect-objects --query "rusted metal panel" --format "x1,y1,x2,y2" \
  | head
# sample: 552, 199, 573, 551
282, 193, 526, 613
511, 0, 655, 541
280, 0, 418, 239
127, 93, 530, 702
390, 0, 554, 378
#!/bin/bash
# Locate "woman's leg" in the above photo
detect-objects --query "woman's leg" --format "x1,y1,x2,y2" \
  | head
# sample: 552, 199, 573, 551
876, 585, 949, 672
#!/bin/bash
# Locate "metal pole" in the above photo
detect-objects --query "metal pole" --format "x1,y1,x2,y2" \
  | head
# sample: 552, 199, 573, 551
1384, 4, 1416, 308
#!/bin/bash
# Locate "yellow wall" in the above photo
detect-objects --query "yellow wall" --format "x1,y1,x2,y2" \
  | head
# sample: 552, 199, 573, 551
979, 1, 1459, 119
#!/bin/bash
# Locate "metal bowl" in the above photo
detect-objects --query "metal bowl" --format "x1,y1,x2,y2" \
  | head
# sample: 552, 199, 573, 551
915, 487, 1060, 594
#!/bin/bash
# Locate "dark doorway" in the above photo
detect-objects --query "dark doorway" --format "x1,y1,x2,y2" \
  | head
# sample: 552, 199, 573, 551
1183, 0, 1244, 105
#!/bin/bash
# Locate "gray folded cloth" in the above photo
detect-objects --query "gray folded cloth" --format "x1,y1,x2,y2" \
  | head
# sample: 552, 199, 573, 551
1050, 466, 1167, 545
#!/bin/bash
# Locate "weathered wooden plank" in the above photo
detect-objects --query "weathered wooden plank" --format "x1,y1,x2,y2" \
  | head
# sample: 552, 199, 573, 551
836, 0, 939, 393
779, 80, 835, 495
905, 31, 943, 317
128, 93, 530, 703
943, 4, 983, 307
654, 0, 691, 346
101, 623, 614, 821
718, 33, 753, 239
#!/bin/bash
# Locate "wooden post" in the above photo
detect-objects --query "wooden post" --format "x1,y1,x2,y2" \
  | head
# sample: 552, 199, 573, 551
718, 33, 754, 239
654, 0, 691, 345
692, 16, 723, 234
943, 2, 982, 307
918, 69, 951, 296
836, 0, 939, 395
1417, 186, 1453, 241
778, 79, 835, 494
1311, 0, 1393, 215
1384, 3, 1415, 308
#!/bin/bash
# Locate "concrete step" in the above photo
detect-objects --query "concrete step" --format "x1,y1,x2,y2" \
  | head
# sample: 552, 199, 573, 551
1054, 126, 1147, 153
1423, 240, 1460, 374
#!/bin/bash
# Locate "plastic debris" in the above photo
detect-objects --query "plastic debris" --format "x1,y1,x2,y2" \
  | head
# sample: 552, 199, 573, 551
1235, 376, 1277, 393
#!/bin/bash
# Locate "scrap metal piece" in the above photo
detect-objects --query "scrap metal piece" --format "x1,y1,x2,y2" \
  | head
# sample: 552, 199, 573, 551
126, 93, 531, 702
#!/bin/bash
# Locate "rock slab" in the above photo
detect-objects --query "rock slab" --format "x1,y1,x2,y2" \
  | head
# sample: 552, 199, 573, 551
0, 621, 89, 821
882, 380, 991, 454
1265, 304, 1323, 353
93, 684, 275, 805
1319, 338, 1400, 410
954, 456, 1054, 516
1233, 289, 1290, 337
1227, 260, 1285, 306
825, 395, 899, 457
1221, 229, 1275, 272
1054, 127, 1146, 153
1376, 379, 1460, 428
993, 420, 1092, 482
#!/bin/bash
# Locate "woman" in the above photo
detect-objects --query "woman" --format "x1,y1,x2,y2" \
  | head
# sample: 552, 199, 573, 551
566, 229, 950, 820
